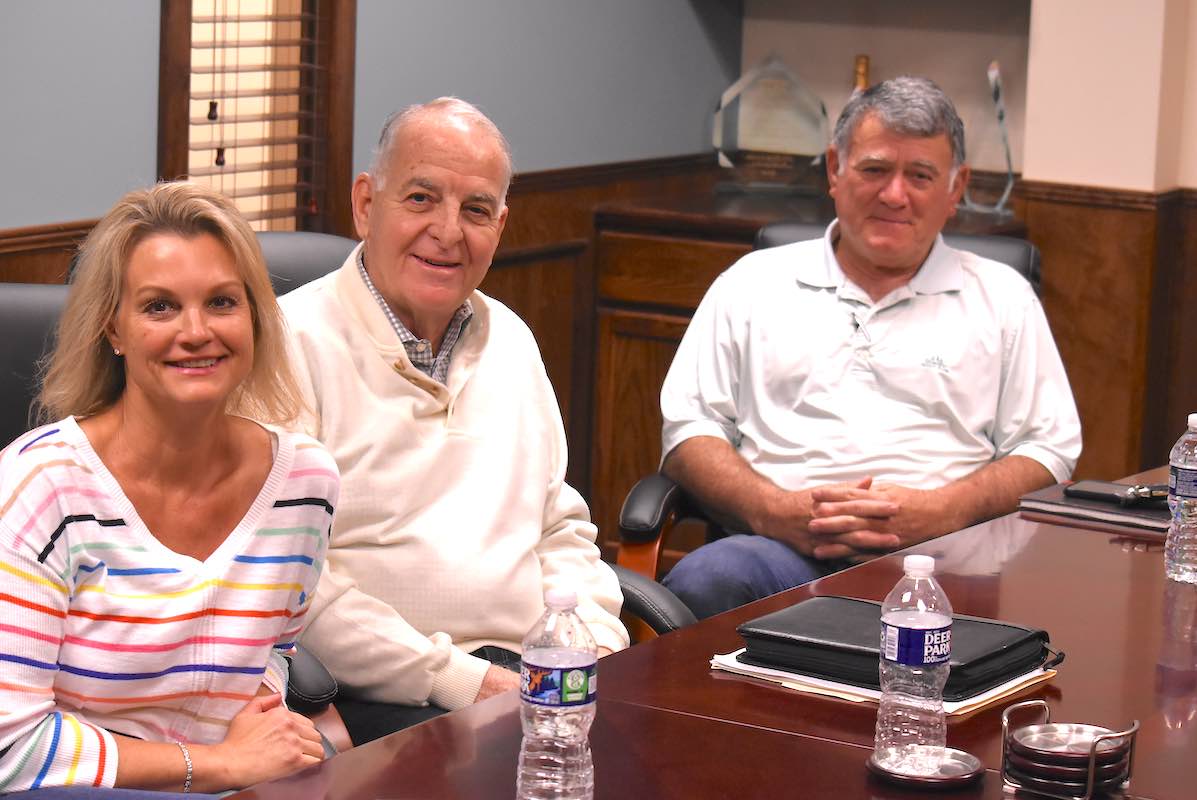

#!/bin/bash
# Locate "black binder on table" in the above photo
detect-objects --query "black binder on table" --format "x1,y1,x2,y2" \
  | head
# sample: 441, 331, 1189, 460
735, 596, 1059, 703
1018, 482, 1169, 533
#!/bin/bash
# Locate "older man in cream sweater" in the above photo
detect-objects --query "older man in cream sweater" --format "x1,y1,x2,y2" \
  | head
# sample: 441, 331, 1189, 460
281, 98, 627, 744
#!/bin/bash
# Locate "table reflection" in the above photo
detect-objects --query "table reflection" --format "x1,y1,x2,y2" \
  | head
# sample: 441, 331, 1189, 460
937, 513, 1037, 576
1156, 579, 1197, 731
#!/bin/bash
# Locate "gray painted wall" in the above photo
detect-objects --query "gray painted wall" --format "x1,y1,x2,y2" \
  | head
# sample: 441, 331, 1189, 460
0, 2, 161, 228
0, 2, 740, 229
353, 0, 741, 176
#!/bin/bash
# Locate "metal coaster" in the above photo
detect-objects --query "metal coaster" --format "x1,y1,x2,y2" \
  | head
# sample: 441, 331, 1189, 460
1005, 749, 1128, 782
866, 747, 984, 789
1004, 764, 1127, 796
1001, 701, 1140, 800
1009, 723, 1131, 766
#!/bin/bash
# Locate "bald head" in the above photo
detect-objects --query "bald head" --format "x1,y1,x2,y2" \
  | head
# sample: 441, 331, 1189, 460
370, 97, 513, 201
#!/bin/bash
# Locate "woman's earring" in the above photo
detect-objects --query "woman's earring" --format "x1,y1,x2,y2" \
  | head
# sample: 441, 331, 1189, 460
113, 347, 121, 356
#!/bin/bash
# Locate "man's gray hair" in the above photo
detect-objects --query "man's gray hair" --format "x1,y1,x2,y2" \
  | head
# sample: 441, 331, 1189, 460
369, 97, 514, 200
832, 76, 965, 172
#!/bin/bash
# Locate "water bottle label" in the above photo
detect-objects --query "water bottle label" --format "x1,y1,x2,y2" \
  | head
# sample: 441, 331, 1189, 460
1170, 466, 1197, 499
520, 661, 597, 707
881, 623, 951, 666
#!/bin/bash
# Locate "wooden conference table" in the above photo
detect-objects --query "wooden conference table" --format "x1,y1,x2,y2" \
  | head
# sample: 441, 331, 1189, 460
233, 482, 1195, 799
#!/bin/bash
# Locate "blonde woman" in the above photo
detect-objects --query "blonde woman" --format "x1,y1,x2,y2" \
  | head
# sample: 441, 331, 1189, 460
0, 182, 339, 795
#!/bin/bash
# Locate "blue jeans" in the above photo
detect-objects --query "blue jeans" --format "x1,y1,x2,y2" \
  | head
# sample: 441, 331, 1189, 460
661, 534, 841, 619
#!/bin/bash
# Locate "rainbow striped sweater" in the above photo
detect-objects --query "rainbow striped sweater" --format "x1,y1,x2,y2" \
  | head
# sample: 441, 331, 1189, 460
0, 417, 338, 792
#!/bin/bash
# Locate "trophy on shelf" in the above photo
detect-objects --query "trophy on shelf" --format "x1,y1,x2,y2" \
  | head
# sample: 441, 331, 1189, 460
713, 53, 830, 194
960, 61, 1016, 218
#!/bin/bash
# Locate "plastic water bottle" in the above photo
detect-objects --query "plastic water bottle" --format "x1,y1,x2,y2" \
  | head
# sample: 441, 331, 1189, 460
516, 589, 597, 800
873, 554, 953, 775
1167, 413, 1197, 583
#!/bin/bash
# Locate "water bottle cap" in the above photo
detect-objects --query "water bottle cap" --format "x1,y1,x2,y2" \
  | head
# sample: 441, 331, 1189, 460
1189, 412, 1197, 430
545, 588, 578, 609
903, 554, 935, 577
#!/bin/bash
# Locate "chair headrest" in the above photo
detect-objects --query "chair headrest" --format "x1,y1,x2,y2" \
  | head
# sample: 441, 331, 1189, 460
0, 283, 71, 446
257, 231, 358, 296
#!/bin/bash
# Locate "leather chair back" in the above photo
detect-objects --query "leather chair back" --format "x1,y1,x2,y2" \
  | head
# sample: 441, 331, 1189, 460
66, 231, 359, 297
0, 283, 70, 447
753, 221, 1042, 297
257, 231, 358, 296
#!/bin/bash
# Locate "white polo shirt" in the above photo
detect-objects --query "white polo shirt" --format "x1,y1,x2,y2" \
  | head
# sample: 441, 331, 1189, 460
660, 221, 1082, 491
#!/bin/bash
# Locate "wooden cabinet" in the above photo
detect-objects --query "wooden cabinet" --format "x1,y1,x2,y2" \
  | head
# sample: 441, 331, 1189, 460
587, 192, 1025, 571
597, 231, 750, 310
589, 196, 766, 568
591, 307, 704, 570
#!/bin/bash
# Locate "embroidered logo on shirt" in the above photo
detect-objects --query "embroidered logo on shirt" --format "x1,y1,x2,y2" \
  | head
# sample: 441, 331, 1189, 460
921, 355, 950, 374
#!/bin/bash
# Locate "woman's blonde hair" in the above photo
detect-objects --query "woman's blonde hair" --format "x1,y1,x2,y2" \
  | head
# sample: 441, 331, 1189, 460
38, 181, 304, 426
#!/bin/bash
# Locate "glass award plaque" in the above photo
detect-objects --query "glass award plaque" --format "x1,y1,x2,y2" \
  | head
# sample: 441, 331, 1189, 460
960, 61, 1015, 218
713, 53, 830, 194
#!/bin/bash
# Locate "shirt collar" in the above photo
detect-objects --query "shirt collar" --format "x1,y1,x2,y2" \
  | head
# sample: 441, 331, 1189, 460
357, 249, 474, 345
906, 234, 964, 295
799, 218, 963, 295
793, 219, 845, 289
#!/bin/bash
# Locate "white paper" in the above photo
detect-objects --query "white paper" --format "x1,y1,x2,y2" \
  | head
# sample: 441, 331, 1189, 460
710, 649, 1055, 716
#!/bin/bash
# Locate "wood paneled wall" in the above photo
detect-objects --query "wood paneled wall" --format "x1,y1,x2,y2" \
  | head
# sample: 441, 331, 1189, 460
1021, 182, 1188, 478
1150, 194, 1197, 462
0, 220, 94, 284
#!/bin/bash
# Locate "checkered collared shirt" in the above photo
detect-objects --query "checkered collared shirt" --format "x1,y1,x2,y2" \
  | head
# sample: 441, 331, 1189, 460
358, 251, 473, 385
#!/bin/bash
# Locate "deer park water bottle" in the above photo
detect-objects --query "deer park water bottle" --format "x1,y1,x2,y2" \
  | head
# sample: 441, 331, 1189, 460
516, 588, 597, 800
1167, 413, 1197, 584
873, 554, 953, 775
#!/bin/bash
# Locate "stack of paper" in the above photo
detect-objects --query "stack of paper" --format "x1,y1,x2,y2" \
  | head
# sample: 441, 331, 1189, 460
710, 649, 1056, 716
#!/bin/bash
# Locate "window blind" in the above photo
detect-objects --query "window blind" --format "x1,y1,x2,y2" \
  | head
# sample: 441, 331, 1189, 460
187, 0, 325, 231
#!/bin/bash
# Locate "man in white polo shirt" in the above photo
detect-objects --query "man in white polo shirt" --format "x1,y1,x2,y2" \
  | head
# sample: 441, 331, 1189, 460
658, 77, 1082, 619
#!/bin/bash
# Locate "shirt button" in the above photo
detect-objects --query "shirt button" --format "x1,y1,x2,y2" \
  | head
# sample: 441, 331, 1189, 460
416, 343, 428, 352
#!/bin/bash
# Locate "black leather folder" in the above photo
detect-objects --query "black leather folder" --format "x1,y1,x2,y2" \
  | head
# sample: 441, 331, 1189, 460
1019, 482, 1169, 533
736, 596, 1058, 702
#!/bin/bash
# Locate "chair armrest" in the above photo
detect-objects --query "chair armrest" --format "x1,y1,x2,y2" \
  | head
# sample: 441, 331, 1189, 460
618, 473, 689, 542
612, 563, 697, 635
286, 643, 339, 712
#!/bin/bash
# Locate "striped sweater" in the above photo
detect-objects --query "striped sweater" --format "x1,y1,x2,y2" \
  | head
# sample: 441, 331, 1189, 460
0, 417, 338, 792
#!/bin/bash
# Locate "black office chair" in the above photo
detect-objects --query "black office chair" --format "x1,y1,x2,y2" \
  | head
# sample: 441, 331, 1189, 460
257, 230, 358, 296
0, 282, 70, 448
617, 222, 1044, 582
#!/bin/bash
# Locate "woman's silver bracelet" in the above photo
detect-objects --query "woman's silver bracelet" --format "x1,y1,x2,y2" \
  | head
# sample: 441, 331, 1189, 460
175, 741, 193, 794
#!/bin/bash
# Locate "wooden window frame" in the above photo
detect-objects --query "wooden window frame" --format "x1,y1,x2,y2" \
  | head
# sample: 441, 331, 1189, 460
157, 0, 356, 237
